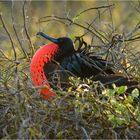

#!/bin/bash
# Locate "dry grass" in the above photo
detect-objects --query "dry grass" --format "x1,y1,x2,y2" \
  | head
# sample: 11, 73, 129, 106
0, 75, 140, 139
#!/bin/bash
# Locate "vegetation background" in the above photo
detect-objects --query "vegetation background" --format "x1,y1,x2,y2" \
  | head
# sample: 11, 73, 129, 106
0, 0, 140, 139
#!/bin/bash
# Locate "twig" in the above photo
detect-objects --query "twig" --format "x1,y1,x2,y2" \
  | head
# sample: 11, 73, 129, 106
125, 20, 140, 39
0, 49, 12, 61
0, 13, 17, 61
79, 8, 111, 40
129, 1, 140, 14
107, 0, 115, 34
39, 15, 107, 44
125, 35, 140, 42
39, 19, 67, 25
22, 0, 35, 56
11, 0, 28, 58
81, 126, 91, 139
126, 106, 140, 125
75, 4, 115, 18
86, 22, 109, 42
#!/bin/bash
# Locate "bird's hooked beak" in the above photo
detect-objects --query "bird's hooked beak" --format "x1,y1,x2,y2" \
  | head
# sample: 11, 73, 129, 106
37, 32, 59, 44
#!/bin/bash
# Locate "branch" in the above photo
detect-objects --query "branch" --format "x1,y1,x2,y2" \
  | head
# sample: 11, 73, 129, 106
86, 22, 109, 42
125, 35, 140, 42
75, 4, 115, 18
107, 0, 115, 34
39, 15, 108, 44
22, 1, 35, 56
11, 0, 28, 58
0, 13, 17, 61
125, 20, 140, 38
0, 49, 12, 61
126, 106, 140, 125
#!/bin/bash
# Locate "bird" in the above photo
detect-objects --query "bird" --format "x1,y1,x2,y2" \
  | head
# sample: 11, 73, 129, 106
30, 32, 139, 100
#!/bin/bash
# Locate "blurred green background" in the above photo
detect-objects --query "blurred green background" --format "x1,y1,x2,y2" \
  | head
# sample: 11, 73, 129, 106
1, 1, 140, 44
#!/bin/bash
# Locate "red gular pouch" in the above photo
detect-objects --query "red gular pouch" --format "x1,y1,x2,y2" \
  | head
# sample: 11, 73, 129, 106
30, 43, 59, 100
40, 86, 56, 100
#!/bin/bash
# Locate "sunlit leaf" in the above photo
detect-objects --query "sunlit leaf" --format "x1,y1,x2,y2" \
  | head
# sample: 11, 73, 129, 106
131, 88, 139, 98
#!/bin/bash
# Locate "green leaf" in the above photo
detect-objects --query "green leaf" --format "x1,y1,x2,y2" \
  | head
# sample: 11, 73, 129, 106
112, 83, 117, 89
131, 88, 139, 98
116, 103, 126, 113
102, 88, 116, 97
116, 86, 127, 95
126, 95, 134, 103
116, 117, 127, 125
110, 98, 117, 105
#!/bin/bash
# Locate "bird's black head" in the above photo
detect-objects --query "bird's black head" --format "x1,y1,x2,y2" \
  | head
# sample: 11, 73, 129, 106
37, 32, 75, 61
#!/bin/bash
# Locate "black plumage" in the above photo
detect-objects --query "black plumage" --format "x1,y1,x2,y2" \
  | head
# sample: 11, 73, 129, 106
37, 32, 139, 94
